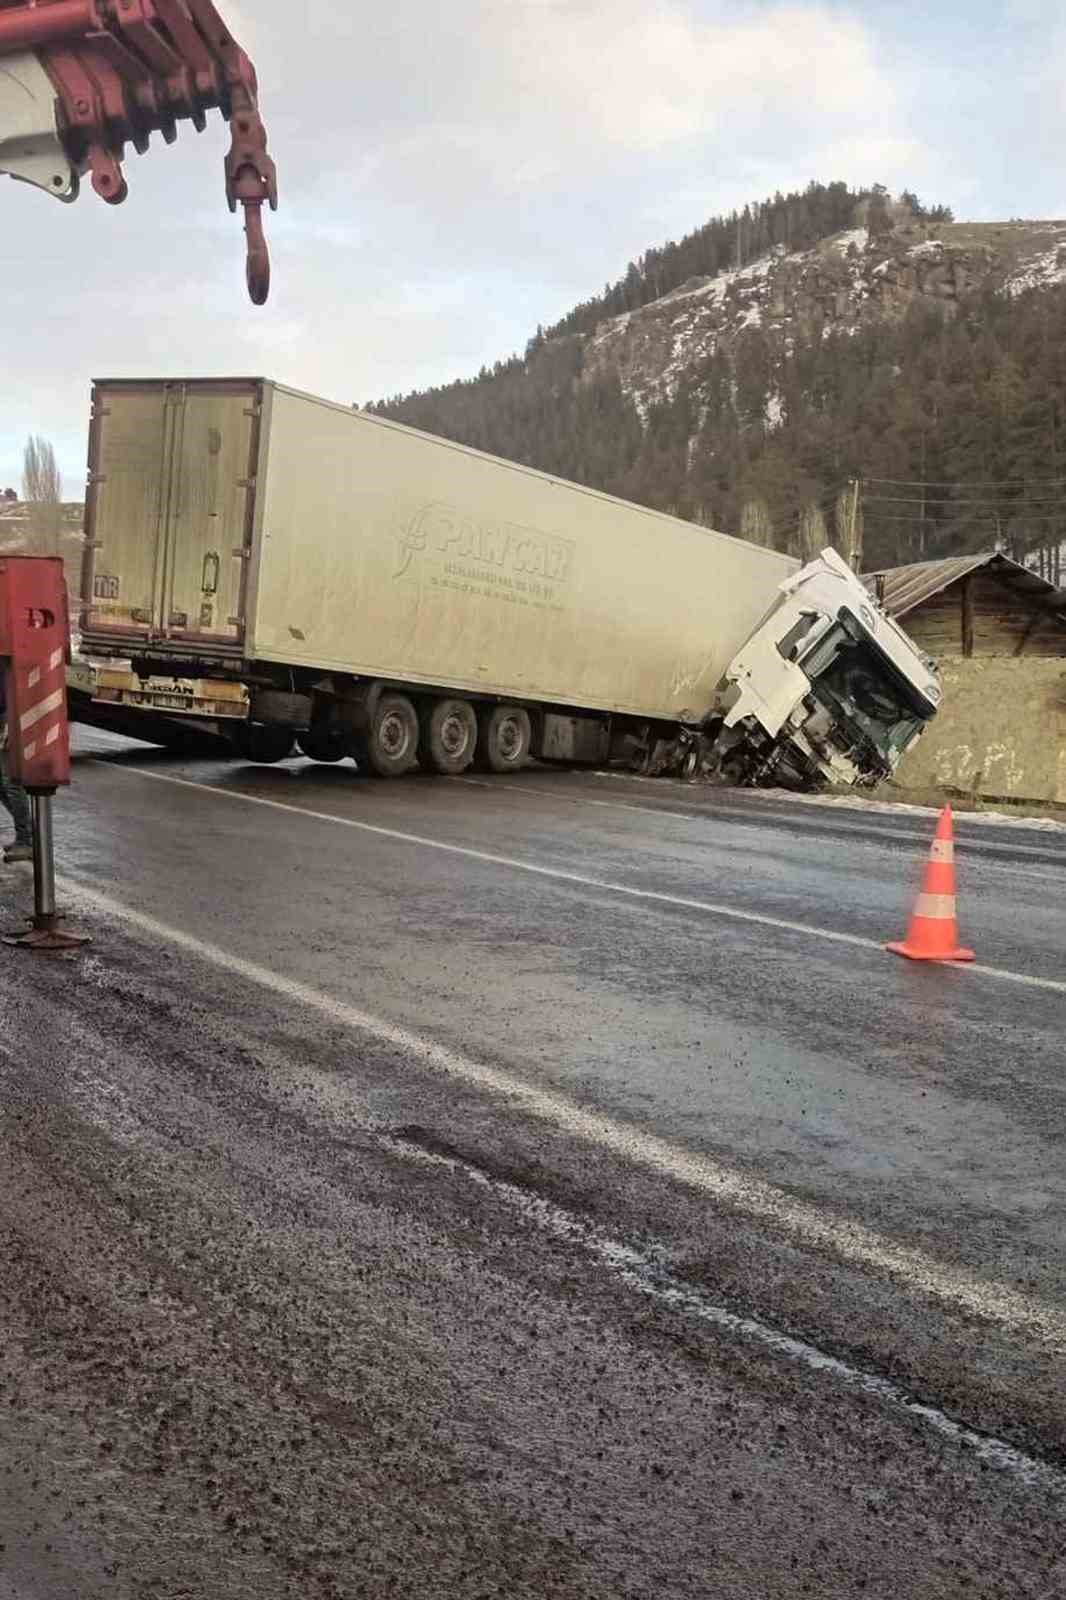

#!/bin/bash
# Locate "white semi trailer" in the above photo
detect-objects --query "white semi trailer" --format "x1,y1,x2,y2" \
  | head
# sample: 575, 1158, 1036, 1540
76, 378, 940, 789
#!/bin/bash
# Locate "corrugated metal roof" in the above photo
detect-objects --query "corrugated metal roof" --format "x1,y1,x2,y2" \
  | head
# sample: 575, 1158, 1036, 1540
862, 551, 1065, 618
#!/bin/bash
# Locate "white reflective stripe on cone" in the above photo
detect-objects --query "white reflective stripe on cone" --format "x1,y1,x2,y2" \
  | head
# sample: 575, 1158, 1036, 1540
913, 893, 957, 920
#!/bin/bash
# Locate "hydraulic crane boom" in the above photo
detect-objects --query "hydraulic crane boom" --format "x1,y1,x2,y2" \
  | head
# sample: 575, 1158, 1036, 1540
0, 0, 276, 302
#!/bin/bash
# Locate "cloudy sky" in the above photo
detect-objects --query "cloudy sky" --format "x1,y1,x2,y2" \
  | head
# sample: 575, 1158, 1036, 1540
2, 0, 1064, 493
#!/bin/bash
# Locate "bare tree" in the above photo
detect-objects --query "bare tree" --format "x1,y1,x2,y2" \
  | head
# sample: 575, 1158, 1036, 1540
739, 497, 774, 548
793, 504, 828, 562
22, 435, 63, 555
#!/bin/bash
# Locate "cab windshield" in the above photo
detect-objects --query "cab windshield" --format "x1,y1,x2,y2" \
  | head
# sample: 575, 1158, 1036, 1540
799, 615, 933, 759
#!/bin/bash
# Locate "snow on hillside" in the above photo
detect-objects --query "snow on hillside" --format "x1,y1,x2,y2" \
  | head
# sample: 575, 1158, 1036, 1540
1005, 229, 1066, 294
831, 228, 868, 255
580, 219, 1066, 420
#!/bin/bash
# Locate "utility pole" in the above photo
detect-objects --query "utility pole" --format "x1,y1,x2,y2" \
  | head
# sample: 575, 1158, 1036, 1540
846, 478, 863, 572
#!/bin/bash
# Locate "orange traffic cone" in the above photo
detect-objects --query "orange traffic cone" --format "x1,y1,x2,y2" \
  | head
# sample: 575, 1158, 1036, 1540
886, 805, 974, 963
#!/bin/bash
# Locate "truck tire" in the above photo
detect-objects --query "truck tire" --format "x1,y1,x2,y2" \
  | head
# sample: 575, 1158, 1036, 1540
422, 697, 477, 775
232, 723, 294, 764
362, 693, 419, 778
476, 705, 532, 773
297, 727, 347, 763
679, 745, 700, 782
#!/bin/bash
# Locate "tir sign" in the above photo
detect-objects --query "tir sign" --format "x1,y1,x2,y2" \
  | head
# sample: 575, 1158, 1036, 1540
0, 557, 72, 792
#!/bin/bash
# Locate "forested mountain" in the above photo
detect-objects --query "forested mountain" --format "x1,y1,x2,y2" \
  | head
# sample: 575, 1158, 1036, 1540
370, 183, 1066, 578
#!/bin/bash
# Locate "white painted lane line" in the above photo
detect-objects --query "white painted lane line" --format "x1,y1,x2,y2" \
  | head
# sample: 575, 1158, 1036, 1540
462, 776, 1066, 864
459, 773, 750, 828
95, 761, 1066, 995
51, 875, 1066, 1351
389, 1135, 1066, 1490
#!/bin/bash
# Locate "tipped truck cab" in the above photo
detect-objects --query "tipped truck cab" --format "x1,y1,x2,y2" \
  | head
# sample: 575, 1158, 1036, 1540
712, 548, 940, 790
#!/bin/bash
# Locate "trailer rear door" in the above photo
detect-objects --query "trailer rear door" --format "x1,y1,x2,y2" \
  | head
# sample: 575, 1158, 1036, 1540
83, 380, 260, 651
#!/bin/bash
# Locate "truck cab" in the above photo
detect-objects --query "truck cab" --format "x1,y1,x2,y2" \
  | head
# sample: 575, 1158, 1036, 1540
713, 549, 941, 790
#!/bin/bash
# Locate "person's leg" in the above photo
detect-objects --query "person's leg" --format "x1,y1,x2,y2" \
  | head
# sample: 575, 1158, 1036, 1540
0, 752, 33, 853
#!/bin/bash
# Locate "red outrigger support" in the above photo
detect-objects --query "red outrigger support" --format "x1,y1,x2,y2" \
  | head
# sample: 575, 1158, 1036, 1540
0, 0, 276, 302
0, 556, 90, 950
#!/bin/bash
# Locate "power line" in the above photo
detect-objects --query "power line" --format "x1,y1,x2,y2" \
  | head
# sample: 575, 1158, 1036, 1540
868, 509, 1066, 524
866, 494, 1066, 508
865, 474, 1066, 490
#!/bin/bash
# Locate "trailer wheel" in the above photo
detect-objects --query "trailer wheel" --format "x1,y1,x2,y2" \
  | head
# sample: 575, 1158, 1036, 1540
232, 723, 294, 764
297, 727, 347, 763
422, 697, 477, 775
679, 745, 700, 782
476, 705, 532, 773
362, 693, 419, 778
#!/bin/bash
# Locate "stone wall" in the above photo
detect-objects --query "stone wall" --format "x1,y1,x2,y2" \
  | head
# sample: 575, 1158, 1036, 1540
895, 658, 1066, 803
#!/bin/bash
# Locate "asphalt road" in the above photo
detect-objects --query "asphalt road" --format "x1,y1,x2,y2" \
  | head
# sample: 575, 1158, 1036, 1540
1, 734, 1065, 1597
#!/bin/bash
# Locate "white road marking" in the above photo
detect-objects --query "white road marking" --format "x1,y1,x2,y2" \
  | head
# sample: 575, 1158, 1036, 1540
98, 761, 1066, 995
459, 772, 744, 827
50, 874, 1066, 1350
464, 775, 1066, 863
389, 1135, 1066, 1490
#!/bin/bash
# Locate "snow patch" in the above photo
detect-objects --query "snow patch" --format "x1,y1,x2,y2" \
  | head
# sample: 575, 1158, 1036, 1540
908, 239, 943, 259
749, 787, 1066, 833
591, 770, 1066, 833
832, 228, 868, 255
1005, 244, 1066, 295
589, 309, 631, 348
663, 250, 777, 310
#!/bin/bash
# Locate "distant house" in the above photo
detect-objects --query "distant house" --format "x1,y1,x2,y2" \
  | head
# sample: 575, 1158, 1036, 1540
864, 552, 1066, 659
862, 553, 1066, 803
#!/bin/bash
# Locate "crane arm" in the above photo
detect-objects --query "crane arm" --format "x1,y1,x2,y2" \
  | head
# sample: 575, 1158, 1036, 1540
0, 0, 276, 303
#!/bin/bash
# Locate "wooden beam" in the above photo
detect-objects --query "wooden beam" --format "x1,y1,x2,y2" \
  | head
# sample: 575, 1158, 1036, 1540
961, 576, 974, 658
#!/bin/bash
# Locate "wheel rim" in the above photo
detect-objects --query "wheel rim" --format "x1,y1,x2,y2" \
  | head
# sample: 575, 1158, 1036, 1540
497, 716, 523, 762
440, 713, 471, 759
379, 711, 412, 762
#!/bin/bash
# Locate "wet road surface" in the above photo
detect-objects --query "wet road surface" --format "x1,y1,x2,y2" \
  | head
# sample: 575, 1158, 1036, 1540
1, 733, 1065, 1596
